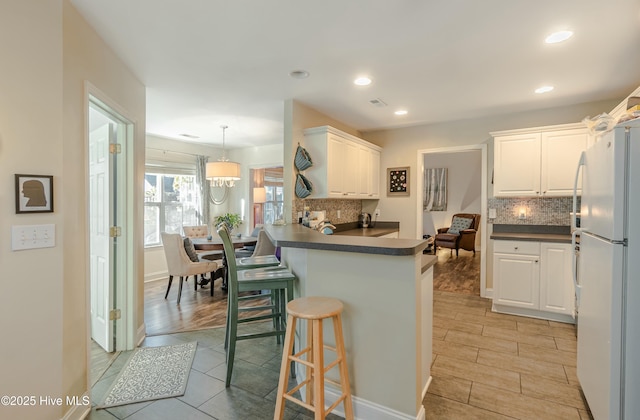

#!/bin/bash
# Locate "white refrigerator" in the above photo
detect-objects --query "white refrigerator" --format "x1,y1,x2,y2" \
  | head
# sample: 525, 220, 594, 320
574, 120, 640, 419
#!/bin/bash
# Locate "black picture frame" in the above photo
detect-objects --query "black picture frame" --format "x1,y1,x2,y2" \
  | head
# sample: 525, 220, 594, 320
387, 166, 410, 196
15, 174, 54, 213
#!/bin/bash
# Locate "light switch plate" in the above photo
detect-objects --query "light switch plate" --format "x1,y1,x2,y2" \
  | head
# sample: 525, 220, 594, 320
12, 224, 55, 250
489, 208, 497, 219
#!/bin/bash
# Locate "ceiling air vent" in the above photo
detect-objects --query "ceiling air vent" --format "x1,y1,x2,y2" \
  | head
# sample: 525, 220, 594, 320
369, 98, 387, 107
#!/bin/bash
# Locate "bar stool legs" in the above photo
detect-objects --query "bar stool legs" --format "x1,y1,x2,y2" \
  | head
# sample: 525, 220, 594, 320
274, 297, 354, 420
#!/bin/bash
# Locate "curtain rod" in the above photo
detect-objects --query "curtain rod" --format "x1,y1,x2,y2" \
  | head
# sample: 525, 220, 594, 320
146, 147, 206, 159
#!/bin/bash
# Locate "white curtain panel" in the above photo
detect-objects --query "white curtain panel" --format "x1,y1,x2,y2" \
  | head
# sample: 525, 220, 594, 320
196, 155, 210, 226
424, 167, 448, 211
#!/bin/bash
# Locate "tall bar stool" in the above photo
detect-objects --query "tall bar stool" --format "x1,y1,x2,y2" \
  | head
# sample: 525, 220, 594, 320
274, 296, 354, 420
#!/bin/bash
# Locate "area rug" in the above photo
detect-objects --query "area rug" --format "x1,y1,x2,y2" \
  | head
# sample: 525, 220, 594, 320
98, 341, 197, 409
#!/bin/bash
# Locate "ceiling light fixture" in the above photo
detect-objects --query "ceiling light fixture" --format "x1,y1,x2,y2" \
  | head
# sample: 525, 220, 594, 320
535, 86, 554, 94
354, 77, 372, 86
206, 125, 241, 187
394, 110, 408, 116
545, 30, 573, 44
289, 70, 310, 79
179, 133, 200, 139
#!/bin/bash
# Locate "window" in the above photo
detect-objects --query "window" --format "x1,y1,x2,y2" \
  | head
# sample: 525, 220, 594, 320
263, 185, 284, 225
144, 173, 198, 247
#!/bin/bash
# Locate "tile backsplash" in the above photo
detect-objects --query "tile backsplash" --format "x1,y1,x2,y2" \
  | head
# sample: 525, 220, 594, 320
488, 197, 579, 226
292, 198, 362, 224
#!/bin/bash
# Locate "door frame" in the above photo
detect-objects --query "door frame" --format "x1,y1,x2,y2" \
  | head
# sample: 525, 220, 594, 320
416, 144, 488, 297
84, 81, 137, 355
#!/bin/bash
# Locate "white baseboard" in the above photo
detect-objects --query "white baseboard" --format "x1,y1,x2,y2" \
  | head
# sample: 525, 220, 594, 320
60, 391, 91, 420
144, 270, 167, 283
136, 323, 146, 346
482, 288, 493, 299
422, 376, 432, 400
322, 384, 419, 419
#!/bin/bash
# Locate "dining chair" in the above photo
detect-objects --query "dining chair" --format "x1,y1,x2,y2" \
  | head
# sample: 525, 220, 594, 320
217, 225, 297, 387
161, 232, 219, 304
183, 224, 224, 260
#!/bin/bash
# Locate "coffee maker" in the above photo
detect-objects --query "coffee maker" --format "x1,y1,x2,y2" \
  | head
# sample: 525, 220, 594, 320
358, 212, 371, 228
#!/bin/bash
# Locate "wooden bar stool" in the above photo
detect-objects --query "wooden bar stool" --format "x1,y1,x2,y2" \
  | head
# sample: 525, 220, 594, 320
274, 296, 354, 420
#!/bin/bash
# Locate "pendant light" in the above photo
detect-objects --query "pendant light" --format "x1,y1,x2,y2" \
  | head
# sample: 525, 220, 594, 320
206, 125, 241, 187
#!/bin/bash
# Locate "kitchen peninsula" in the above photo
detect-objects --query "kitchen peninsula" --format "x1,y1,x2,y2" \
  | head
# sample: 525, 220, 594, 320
264, 224, 435, 419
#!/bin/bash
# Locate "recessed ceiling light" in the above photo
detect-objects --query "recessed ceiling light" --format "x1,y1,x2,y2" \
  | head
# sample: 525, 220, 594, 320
545, 30, 573, 44
535, 86, 554, 94
394, 110, 408, 116
354, 77, 372, 86
289, 70, 310, 79
179, 133, 200, 139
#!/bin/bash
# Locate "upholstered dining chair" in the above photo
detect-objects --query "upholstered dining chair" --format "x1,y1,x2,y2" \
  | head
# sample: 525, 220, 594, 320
161, 232, 219, 304
434, 213, 481, 256
217, 225, 296, 387
183, 224, 224, 263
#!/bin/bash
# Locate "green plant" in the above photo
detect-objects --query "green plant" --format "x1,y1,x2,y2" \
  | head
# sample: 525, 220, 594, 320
214, 213, 243, 230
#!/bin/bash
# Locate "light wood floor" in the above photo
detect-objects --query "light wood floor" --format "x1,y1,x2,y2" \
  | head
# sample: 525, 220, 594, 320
144, 276, 270, 336
433, 248, 481, 296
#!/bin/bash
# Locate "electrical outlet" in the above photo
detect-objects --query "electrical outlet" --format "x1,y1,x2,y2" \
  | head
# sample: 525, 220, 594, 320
489, 208, 497, 219
12, 224, 55, 250
374, 208, 381, 217
337, 210, 341, 219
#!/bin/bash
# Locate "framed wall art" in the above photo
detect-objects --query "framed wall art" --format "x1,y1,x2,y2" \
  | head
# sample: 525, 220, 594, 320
15, 174, 54, 213
387, 166, 410, 197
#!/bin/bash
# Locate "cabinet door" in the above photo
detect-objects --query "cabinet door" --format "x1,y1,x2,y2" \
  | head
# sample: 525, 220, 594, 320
357, 145, 370, 198
326, 135, 359, 197
494, 133, 541, 197
369, 149, 381, 198
493, 252, 540, 309
541, 128, 588, 196
326, 134, 345, 197
540, 243, 574, 315
342, 140, 358, 196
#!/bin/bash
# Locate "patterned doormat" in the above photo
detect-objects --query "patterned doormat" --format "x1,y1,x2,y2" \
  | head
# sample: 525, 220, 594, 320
98, 341, 197, 409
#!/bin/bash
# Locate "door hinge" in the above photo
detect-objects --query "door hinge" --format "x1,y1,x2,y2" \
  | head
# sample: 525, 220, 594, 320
109, 226, 122, 237
109, 143, 122, 154
109, 309, 121, 321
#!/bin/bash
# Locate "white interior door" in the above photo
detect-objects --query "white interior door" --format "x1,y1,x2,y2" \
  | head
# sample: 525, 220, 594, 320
90, 123, 114, 352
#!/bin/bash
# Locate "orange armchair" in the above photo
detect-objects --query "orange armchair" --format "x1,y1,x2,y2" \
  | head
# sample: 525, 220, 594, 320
434, 213, 480, 256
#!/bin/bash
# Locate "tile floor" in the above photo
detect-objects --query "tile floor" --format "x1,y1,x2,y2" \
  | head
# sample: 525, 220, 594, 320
426, 290, 593, 419
89, 291, 593, 420
88, 323, 341, 420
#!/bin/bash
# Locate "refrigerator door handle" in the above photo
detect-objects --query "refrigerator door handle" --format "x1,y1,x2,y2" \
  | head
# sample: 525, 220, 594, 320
572, 151, 585, 231
572, 228, 582, 312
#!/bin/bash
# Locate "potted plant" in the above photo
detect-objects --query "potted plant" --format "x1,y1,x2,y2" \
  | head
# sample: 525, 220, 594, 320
213, 213, 243, 233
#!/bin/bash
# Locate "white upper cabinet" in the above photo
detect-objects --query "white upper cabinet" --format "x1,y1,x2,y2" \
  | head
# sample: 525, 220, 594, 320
303, 126, 382, 199
494, 132, 541, 196
492, 124, 589, 197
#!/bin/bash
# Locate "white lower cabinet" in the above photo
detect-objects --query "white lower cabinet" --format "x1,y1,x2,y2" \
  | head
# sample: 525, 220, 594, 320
493, 240, 574, 322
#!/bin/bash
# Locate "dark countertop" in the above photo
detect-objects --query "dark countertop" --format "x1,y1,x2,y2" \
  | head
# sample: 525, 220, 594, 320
490, 224, 572, 244
333, 227, 399, 238
263, 223, 428, 256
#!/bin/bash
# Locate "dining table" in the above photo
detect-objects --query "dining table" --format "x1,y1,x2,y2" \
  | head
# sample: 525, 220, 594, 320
191, 235, 258, 290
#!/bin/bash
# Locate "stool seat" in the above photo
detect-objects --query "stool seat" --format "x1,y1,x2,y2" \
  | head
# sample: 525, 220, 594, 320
286, 296, 343, 319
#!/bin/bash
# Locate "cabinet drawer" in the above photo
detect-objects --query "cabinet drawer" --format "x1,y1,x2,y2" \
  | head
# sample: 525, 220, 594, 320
494, 240, 540, 255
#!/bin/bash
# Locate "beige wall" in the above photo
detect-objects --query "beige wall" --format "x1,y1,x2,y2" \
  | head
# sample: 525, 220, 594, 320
63, 0, 146, 414
0, 2, 64, 419
0, 2, 144, 418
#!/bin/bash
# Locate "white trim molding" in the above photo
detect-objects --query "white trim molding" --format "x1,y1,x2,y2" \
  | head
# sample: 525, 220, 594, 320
60, 391, 91, 420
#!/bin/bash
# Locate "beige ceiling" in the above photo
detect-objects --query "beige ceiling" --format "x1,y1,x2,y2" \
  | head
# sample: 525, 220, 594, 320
71, 0, 640, 148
